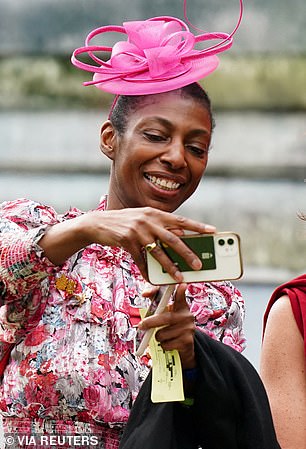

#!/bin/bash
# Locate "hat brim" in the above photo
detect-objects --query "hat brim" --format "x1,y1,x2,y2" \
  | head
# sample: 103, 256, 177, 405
92, 55, 219, 95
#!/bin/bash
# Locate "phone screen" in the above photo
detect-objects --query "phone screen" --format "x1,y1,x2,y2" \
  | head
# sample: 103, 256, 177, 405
161, 235, 216, 272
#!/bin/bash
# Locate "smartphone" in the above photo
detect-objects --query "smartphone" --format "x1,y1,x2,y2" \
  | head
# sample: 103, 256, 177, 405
146, 232, 243, 285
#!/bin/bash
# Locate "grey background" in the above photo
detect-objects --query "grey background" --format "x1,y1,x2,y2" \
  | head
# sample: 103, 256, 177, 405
0, 0, 306, 53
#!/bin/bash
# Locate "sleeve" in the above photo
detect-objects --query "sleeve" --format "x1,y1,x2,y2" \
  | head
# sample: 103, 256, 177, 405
187, 280, 246, 353
0, 198, 60, 300
0, 199, 63, 343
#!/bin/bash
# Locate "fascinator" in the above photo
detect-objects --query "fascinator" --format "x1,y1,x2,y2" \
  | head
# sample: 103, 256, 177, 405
71, 0, 243, 95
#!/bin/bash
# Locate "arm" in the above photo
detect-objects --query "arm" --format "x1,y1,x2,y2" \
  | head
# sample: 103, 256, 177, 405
260, 295, 306, 449
1, 200, 215, 297
39, 207, 215, 282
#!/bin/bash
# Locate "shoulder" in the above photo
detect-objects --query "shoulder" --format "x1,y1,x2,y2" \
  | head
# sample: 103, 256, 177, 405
264, 294, 301, 343
265, 294, 296, 332
261, 294, 304, 372
260, 294, 306, 447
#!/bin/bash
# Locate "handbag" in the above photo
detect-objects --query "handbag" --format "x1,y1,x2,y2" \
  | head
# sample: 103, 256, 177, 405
119, 330, 281, 449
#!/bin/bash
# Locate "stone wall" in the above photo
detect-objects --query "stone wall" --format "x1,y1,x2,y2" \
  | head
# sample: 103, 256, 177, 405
0, 0, 306, 53
1, 55, 306, 111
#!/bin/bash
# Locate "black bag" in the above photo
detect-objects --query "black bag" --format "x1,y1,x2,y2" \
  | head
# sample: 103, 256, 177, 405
119, 330, 281, 449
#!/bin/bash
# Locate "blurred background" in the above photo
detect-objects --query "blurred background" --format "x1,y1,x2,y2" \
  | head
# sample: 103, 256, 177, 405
0, 0, 305, 368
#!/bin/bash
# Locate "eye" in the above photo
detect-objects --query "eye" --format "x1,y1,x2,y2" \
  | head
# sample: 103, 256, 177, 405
186, 145, 209, 158
143, 132, 167, 142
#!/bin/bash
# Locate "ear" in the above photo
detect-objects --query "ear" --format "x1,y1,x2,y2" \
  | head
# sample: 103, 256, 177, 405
100, 120, 117, 160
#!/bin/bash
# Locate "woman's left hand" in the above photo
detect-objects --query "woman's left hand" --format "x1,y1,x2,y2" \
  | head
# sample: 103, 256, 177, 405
138, 283, 196, 369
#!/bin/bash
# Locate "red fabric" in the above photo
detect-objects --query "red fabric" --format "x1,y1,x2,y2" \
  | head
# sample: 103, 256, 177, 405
128, 305, 141, 327
0, 343, 15, 377
263, 274, 306, 358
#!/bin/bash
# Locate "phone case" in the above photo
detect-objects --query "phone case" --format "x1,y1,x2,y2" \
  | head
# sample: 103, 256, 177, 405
146, 232, 243, 285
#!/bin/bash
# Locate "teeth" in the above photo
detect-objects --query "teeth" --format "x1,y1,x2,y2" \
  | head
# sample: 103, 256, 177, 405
146, 175, 180, 191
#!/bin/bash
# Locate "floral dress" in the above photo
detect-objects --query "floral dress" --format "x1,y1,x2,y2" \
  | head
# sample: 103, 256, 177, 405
0, 197, 245, 449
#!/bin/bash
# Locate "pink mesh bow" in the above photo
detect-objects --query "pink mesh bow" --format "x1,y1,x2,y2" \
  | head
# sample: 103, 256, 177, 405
71, 0, 243, 92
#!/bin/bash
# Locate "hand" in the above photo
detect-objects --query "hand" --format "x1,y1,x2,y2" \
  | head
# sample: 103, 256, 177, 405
83, 207, 216, 282
138, 284, 196, 369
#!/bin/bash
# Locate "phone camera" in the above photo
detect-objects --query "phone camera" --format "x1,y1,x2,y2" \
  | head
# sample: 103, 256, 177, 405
227, 238, 234, 245
218, 239, 225, 246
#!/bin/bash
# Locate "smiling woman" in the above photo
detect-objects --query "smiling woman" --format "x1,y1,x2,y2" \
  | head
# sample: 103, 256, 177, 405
0, 1, 280, 449
102, 86, 212, 212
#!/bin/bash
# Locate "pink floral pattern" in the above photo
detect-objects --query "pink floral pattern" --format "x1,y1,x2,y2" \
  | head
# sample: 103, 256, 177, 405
0, 197, 245, 447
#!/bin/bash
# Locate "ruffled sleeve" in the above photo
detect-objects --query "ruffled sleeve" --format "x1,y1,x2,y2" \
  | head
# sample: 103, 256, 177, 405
0, 198, 66, 345
0, 199, 60, 300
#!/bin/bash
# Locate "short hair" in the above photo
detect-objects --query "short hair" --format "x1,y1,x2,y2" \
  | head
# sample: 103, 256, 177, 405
109, 82, 214, 135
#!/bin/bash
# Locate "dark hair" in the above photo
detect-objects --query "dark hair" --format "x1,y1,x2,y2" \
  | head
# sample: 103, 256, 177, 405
109, 82, 214, 135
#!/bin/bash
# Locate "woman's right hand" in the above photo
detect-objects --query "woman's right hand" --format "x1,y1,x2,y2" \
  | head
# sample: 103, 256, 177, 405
39, 207, 216, 282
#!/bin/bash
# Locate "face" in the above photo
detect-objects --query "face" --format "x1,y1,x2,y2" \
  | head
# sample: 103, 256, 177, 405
101, 91, 212, 212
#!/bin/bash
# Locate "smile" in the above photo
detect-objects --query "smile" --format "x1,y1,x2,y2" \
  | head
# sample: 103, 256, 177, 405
145, 174, 181, 191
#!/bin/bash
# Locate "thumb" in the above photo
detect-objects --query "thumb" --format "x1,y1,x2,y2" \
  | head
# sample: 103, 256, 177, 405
173, 283, 188, 312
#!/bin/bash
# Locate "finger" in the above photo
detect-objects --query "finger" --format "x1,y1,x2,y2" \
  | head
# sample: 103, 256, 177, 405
139, 304, 192, 331
130, 247, 149, 281
145, 242, 184, 283
138, 310, 173, 331
155, 321, 195, 356
164, 227, 185, 237
141, 284, 159, 298
172, 283, 188, 312
167, 214, 216, 235
156, 319, 195, 343
149, 208, 215, 233
151, 228, 203, 272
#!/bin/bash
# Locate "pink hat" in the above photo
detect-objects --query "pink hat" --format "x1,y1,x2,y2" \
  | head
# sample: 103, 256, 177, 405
71, 0, 243, 95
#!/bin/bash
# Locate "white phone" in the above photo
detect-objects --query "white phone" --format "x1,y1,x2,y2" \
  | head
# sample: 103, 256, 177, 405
146, 232, 243, 285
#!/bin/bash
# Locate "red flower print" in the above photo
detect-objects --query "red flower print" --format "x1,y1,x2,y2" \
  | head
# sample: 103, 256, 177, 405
24, 324, 49, 347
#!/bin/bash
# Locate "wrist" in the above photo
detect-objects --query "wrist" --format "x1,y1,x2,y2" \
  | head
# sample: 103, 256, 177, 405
76, 212, 101, 246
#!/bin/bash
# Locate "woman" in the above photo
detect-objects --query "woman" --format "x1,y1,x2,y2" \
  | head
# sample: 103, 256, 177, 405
0, 86, 246, 448
261, 215, 306, 449
0, 2, 280, 448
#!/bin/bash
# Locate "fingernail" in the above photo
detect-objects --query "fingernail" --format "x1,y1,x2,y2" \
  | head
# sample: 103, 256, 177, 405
174, 271, 183, 282
204, 224, 216, 232
191, 259, 202, 270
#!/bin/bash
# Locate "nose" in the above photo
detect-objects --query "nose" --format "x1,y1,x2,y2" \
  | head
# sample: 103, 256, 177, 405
159, 140, 187, 169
